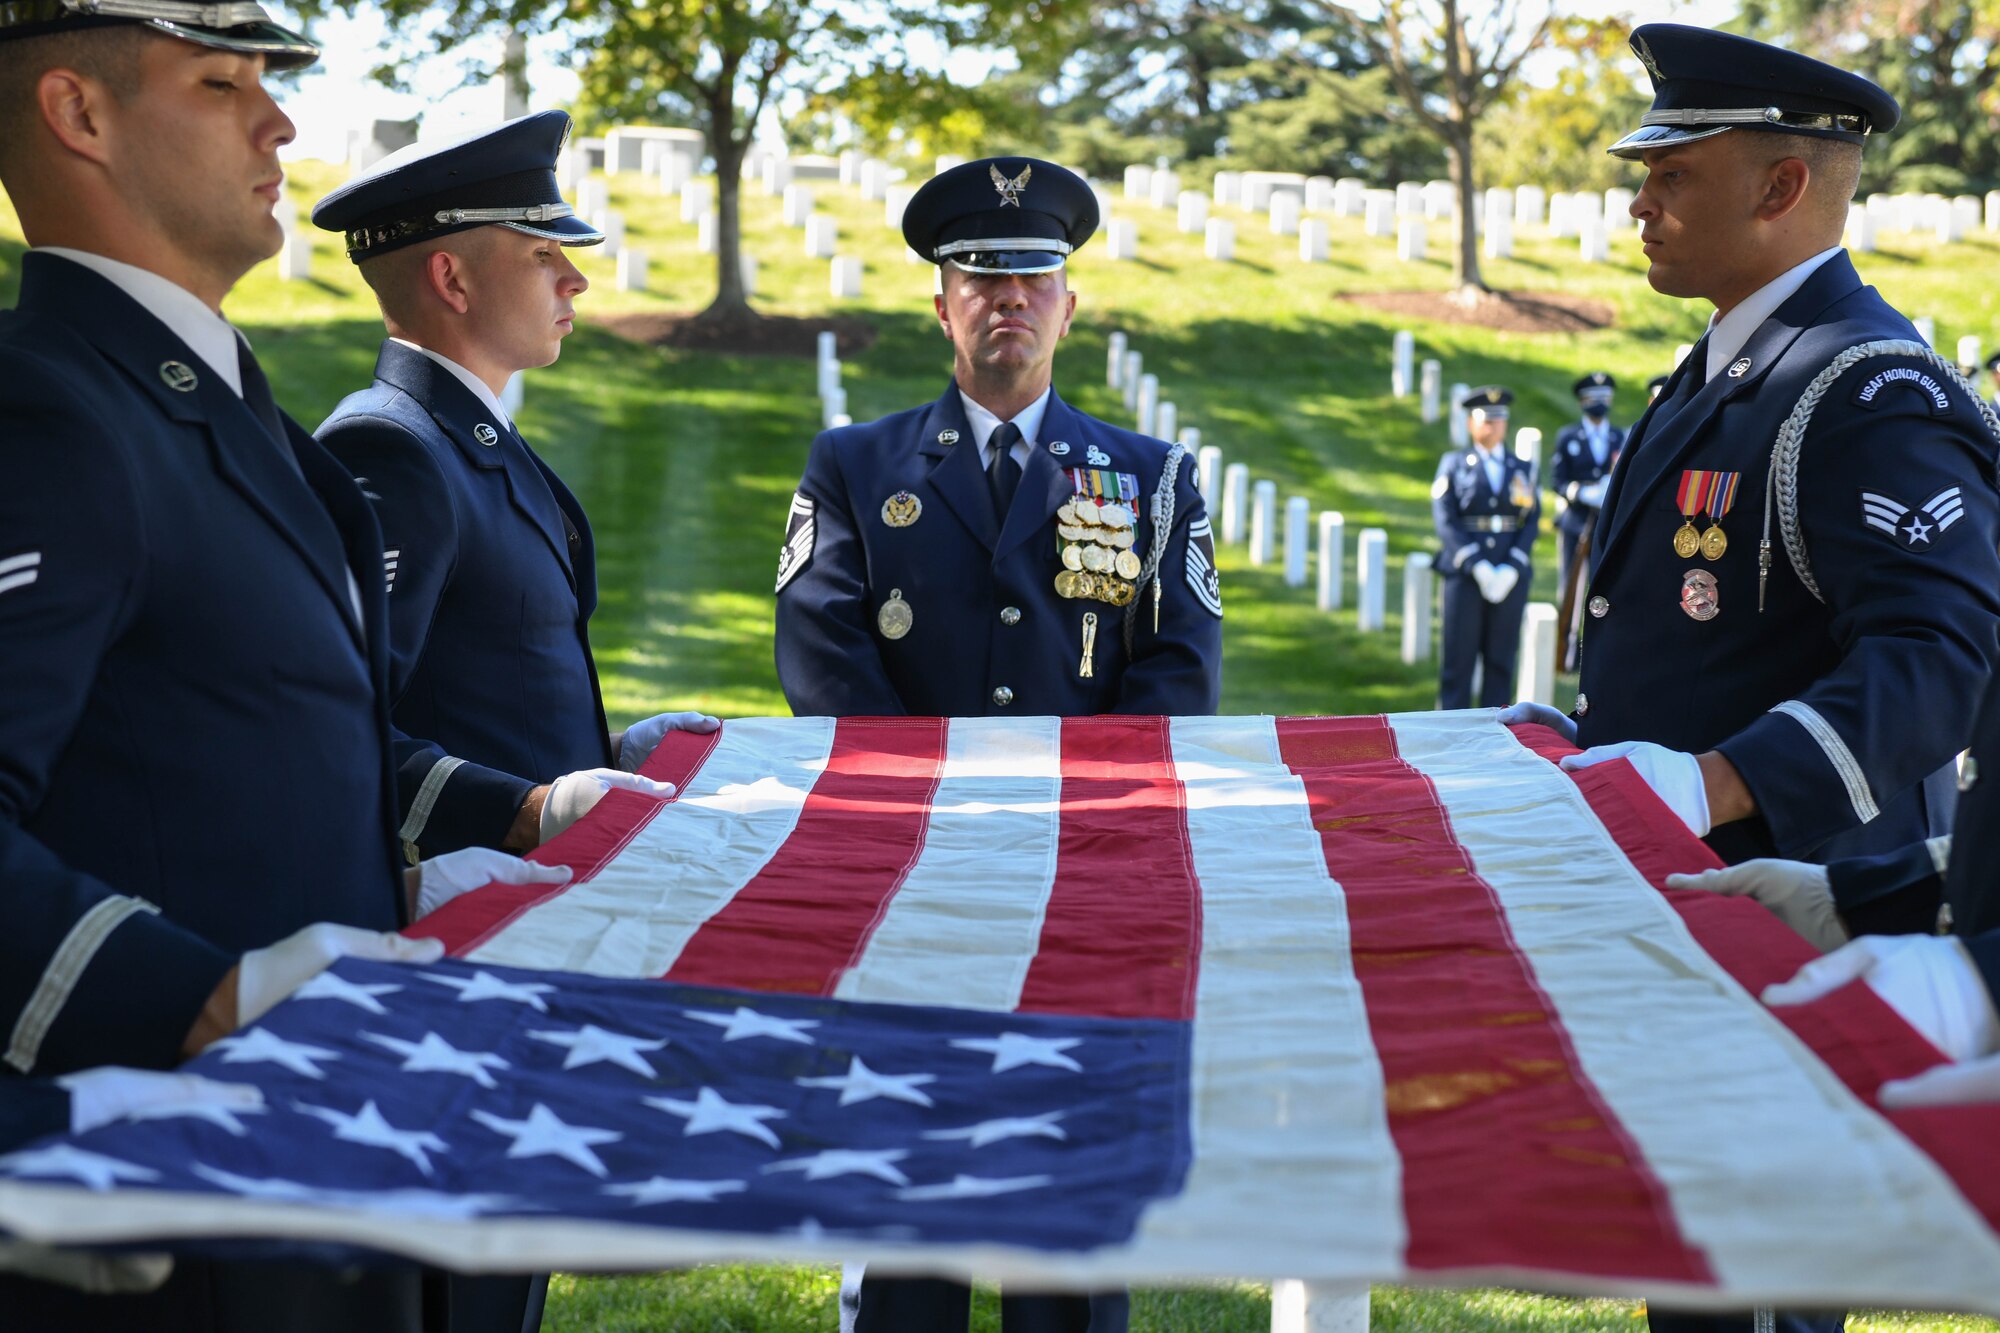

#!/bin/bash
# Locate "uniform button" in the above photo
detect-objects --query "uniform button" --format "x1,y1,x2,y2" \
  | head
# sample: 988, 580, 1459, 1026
1000, 606, 1022, 626
991, 686, 1015, 707
1961, 755, 1979, 792
1575, 692, 1589, 717
1587, 595, 1609, 618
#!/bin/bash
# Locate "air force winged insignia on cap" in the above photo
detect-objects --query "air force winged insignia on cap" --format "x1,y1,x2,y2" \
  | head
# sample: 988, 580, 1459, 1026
990, 163, 1031, 207
1861, 486, 1963, 550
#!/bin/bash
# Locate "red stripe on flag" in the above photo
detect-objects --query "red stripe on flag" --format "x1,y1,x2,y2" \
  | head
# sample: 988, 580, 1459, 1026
1016, 716, 1200, 1021
1509, 721, 2000, 1232
664, 717, 947, 994
409, 726, 723, 956
1276, 715, 1711, 1281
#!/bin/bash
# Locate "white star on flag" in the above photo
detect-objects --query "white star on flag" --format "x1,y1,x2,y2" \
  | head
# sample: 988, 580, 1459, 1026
683, 1006, 818, 1045
529, 1024, 668, 1077
296, 1100, 449, 1176
796, 1055, 936, 1107
764, 1147, 911, 1186
895, 1173, 1053, 1202
643, 1087, 786, 1148
122, 1097, 264, 1136
192, 1165, 519, 1219
0, 1144, 160, 1191
949, 1032, 1083, 1073
290, 970, 401, 1014
923, 1111, 1067, 1149
208, 1028, 341, 1079
362, 1031, 510, 1089
422, 970, 556, 1011
604, 1176, 748, 1206
470, 1103, 623, 1178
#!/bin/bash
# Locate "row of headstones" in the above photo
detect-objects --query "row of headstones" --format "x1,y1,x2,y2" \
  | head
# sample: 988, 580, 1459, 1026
1846, 191, 2000, 251
1108, 329, 1561, 703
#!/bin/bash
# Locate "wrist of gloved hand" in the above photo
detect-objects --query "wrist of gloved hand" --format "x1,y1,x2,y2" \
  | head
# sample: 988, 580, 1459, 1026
416, 847, 573, 918
1560, 741, 1710, 837
540, 768, 677, 843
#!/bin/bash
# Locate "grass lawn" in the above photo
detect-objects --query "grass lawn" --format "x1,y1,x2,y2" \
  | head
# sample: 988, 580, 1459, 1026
5, 159, 1997, 1329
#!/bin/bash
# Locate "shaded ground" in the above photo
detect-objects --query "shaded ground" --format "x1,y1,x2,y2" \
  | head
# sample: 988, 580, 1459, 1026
1339, 288, 1617, 333
598, 309, 878, 358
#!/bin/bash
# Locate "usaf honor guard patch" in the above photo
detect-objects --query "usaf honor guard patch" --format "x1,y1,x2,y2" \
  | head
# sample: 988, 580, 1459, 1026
1861, 486, 1964, 550
775, 493, 816, 592
1186, 517, 1223, 618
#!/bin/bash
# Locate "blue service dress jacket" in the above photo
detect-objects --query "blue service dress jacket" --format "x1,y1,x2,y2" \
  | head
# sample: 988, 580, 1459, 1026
319, 341, 613, 860
0, 254, 407, 1077
1576, 250, 2000, 876
1550, 420, 1624, 538
774, 383, 1222, 718
1431, 446, 1540, 577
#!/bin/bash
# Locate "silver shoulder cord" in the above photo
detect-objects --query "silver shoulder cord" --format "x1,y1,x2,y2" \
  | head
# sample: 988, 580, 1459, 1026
1125, 441, 1189, 656
1760, 339, 2000, 610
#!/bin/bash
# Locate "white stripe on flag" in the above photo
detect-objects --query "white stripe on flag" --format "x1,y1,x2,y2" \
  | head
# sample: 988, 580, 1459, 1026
1389, 711, 2000, 1308
833, 716, 1062, 1009
469, 717, 837, 976
1128, 716, 1405, 1278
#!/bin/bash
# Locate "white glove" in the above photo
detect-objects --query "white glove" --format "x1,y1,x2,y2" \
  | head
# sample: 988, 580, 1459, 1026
415, 847, 573, 918
1764, 935, 2000, 1063
1470, 559, 1498, 600
1577, 479, 1608, 508
1560, 740, 1710, 837
1665, 859, 1848, 953
1878, 1053, 2000, 1108
57, 1068, 264, 1134
617, 710, 721, 773
236, 924, 445, 1027
540, 768, 677, 842
1496, 701, 1578, 744
1485, 563, 1520, 603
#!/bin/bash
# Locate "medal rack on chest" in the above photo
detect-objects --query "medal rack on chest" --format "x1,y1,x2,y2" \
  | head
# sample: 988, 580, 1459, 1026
1055, 467, 1143, 679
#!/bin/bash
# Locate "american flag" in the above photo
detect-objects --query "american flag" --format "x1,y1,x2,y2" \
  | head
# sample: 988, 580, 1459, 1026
3, 713, 1997, 1314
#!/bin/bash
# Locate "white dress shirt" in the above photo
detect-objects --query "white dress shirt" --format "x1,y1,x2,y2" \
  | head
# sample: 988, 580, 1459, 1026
391, 338, 515, 431
39, 247, 246, 395
1705, 246, 1843, 382
959, 386, 1050, 472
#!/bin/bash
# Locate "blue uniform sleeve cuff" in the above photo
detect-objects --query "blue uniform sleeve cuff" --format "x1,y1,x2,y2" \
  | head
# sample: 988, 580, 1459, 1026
38, 912, 234, 1075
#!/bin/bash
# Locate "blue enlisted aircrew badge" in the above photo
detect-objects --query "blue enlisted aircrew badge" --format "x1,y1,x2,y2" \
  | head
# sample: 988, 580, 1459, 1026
1862, 486, 1963, 550
474, 423, 499, 447
159, 361, 197, 392
1086, 444, 1112, 466
881, 491, 922, 527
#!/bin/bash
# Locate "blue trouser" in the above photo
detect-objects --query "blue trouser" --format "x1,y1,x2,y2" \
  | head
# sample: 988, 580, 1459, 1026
1438, 566, 1528, 709
1648, 1306, 1844, 1332
846, 1274, 1129, 1333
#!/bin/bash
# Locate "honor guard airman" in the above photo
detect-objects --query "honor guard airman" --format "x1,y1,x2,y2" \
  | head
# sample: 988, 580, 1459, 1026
1551, 371, 1623, 600
774, 156, 1222, 727
0, 5, 558, 1327
1984, 349, 2000, 415
779, 155, 1219, 1333
312, 113, 712, 887
1502, 26, 2000, 1333
1433, 386, 1539, 709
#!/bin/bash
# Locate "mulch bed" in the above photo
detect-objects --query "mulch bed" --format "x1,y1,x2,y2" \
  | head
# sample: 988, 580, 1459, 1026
596, 310, 879, 358
1338, 289, 1616, 334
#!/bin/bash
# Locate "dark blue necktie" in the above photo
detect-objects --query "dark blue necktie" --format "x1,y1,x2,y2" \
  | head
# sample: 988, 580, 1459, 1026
986, 421, 1023, 522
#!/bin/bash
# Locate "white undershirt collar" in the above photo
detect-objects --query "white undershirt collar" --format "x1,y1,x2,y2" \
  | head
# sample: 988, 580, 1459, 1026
959, 386, 1050, 470
392, 338, 514, 432
39, 247, 245, 396
1705, 246, 1843, 382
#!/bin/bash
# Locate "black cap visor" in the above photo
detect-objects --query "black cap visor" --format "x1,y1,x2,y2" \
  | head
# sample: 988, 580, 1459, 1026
148, 16, 318, 69
501, 213, 605, 247
1607, 122, 1735, 159
943, 249, 1068, 275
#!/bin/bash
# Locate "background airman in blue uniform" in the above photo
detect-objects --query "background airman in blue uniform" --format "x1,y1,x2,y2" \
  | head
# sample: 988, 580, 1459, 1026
1551, 371, 1624, 603
1432, 386, 1539, 709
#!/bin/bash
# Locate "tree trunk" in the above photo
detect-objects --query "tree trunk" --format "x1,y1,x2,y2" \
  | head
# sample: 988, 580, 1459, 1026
698, 89, 757, 329
1446, 130, 1487, 300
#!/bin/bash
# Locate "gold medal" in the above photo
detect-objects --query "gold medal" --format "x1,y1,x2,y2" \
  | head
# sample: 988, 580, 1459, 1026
1061, 544, 1084, 571
1700, 523, 1728, 561
1109, 578, 1136, 607
876, 588, 914, 639
1110, 528, 1135, 549
1082, 544, 1112, 573
1114, 549, 1143, 580
1672, 521, 1701, 559
1098, 503, 1133, 528
1074, 498, 1102, 525
1054, 569, 1084, 599
1058, 523, 1088, 541
1057, 500, 1079, 526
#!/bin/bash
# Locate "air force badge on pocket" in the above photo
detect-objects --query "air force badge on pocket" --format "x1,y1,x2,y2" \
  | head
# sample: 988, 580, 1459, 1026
775, 492, 816, 593
1186, 517, 1223, 618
